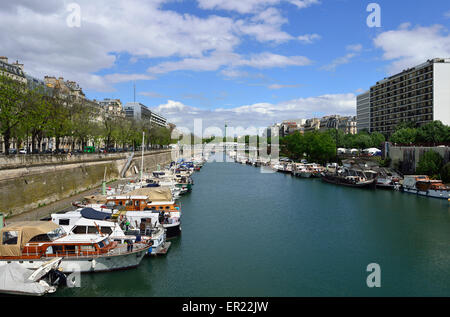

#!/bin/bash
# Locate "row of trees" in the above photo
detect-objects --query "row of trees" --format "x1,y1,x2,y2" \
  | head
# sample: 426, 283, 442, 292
0, 75, 173, 155
389, 121, 450, 145
281, 131, 336, 164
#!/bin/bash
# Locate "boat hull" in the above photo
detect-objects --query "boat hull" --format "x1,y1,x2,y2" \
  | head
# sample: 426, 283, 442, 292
402, 187, 450, 200
164, 222, 181, 239
321, 175, 376, 188
0, 246, 150, 273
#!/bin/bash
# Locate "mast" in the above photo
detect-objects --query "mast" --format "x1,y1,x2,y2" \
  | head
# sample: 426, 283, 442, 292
141, 131, 145, 183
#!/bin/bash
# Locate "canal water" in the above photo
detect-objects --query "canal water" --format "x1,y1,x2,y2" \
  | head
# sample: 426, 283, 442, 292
54, 158, 450, 296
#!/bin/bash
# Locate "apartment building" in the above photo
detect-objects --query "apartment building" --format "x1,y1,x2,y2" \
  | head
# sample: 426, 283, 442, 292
356, 90, 370, 132
370, 58, 450, 134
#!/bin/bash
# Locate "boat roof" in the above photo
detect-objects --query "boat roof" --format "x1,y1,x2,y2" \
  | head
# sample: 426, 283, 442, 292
107, 195, 148, 200
56, 234, 107, 244
72, 218, 116, 228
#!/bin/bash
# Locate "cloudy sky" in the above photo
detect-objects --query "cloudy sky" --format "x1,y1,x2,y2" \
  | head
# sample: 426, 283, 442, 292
1, 0, 449, 134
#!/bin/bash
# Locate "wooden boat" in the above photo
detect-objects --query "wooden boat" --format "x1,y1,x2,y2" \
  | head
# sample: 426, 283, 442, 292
402, 175, 450, 199
321, 167, 376, 189
0, 221, 150, 273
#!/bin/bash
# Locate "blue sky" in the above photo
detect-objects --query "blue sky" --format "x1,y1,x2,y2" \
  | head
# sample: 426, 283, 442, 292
1, 0, 449, 131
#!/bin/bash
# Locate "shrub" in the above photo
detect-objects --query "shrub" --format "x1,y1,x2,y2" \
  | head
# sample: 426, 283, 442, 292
416, 150, 443, 178
441, 163, 450, 183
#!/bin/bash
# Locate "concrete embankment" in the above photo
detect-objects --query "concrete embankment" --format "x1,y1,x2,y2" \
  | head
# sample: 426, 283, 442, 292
0, 150, 177, 218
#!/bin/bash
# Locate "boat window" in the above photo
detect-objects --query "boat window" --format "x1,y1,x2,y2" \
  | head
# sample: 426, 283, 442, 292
47, 228, 65, 240
165, 206, 170, 210
2, 231, 18, 245
58, 219, 70, 226
45, 246, 53, 255
29, 234, 51, 243
118, 201, 123, 206
65, 245, 77, 254
135, 200, 140, 207
126, 200, 132, 206
52, 245, 64, 255
80, 245, 96, 252
100, 227, 112, 235
98, 241, 105, 248
103, 239, 110, 246
88, 226, 99, 234
73, 226, 87, 234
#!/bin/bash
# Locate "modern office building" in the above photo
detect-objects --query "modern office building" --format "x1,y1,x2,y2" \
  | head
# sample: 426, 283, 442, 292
124, 102, 167, 127
150, 111, 167, 128
356, 90, 370, 132
369, 58, 450, 134
124, 102, 152, 121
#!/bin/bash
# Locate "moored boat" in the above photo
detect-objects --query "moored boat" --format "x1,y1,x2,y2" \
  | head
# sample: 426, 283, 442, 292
0, 221, 150, 273
401, 175, 450, 199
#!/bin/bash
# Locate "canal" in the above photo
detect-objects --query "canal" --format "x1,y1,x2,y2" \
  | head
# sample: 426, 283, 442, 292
54, 158, 450, 296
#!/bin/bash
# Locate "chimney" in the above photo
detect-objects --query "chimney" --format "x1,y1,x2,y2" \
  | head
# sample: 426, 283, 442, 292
12, 60, 24, 71
0, 56, 8, 64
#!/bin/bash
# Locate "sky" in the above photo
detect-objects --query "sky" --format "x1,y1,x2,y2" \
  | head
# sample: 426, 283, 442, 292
1, 0, 449, 134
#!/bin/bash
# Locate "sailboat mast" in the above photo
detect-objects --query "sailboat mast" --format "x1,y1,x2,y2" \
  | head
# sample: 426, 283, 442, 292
141, 131, 145, 183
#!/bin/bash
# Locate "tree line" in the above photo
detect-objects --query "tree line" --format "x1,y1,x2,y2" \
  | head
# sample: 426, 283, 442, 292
389, 121, 450, 145
0, 74, 174, 155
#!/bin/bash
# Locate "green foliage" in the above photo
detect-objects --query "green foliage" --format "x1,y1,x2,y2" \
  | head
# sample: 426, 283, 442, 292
281, 131, 336, 164
415, 121, 449, 144
416, 150, 443, 178
441, 163, 450, 183
390, 128, 417, 144
389, 121, 450, 145
0, 75, 173, 151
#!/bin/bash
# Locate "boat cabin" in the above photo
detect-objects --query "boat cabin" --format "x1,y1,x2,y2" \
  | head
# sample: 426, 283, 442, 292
0, 221, 116, 260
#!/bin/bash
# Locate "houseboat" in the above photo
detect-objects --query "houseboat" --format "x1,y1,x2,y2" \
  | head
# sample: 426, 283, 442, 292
321, 168, 377, 189
402, 175, 450, 199
0, 221, 151, 273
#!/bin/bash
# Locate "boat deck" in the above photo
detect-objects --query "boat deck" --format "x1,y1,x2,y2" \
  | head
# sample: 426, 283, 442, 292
155, 242, 171, 256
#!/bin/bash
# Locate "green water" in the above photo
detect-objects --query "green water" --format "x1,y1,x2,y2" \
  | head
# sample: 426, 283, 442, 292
54, 160, 450, 296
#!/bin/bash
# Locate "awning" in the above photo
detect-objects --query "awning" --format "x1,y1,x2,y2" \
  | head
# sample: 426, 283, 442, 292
80, 208, 111, 221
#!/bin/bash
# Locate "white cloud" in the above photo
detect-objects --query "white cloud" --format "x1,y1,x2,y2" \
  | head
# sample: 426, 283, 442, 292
148, 52, 312, 74
103, 73, 155, 84
297, 33, 321, 44
346, 44, 363, 52
153, 93, 356, 134
321, 44, 363, 72
139, 91, 167, 98
268, 84, 302, 89
445, 11, 450, 18
288, 0, 321, 9
373, 24, 450, 74
196, 0, 280, 14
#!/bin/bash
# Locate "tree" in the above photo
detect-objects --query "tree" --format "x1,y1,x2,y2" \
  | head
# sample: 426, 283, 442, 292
441, 163, 450, 183
390, 128, 417, 144
0, 75, 27, 154
416, 150, 443, 178
370, 132, 385, 148
415, 121, 448, 145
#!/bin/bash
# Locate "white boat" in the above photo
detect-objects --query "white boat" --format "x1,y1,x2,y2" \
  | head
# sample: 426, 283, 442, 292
52, 209, 168, 255
402, 175, 450, 200
0, 221, 151, 273
0, 257, 63, 296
